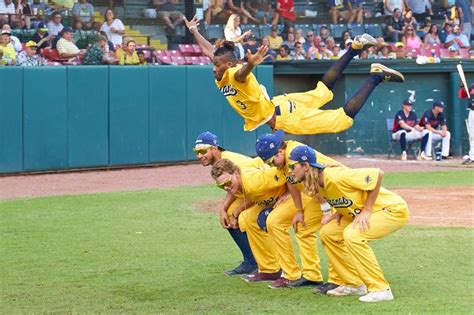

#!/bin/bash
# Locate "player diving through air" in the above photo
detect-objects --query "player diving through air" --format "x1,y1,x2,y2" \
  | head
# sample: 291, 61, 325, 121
184, 15, 405, 135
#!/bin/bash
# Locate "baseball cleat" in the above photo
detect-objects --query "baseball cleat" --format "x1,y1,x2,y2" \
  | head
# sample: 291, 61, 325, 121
352, 33, 376, 50
286, 277, 323, 288
224, 262, 258, 276
242, 271, 281, 283
359, 288, 394, 303
327, 285, 368, 296
313, 282, 339, 294
400, 151, 407, 161
417, 151, 432, 161
268, 277, 290, 289
370, 63, 405, 83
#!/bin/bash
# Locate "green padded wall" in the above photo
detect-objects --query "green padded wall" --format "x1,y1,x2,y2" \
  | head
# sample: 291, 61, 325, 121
67, 66, 109, 168
149, 66, 187, 162
23, 67, 68, 171
109, 66, 150, 165
0, 68, 23, 173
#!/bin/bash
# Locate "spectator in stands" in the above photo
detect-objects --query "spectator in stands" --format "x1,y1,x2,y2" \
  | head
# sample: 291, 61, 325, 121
327, 0, 353, 24
56, 26, 83, 61
403, 10, 418, 31
439, 22, 453, 43
99, 30, 115, 52
224, 14, 251, 60
268, 25, 283, 50
83, 34, 116, 65
383, 0, 404, 15
137, 50, 148, 65
271, 0, 295, 26
339, 30, 351, 47
291, 41, 305, 60
340, 38, 352, 55
115, 38, 139, 65
294, 28, 305, 44
282, 32, 296, 50
16, 40, 45, 66
72, 0, 94, 30
349, 0, 364, 24
153, 0, 184, 34
72, 20, 85, 44
447, 45, 462, 58
276, 44, 291, 60
2, 24, 21, 52
418, 101, 451, 159
46, 11, 64, 37
0, 0, 17, 26
405, 0, 432, 21
386, 8, 405, 42
227, 0, 259, 24
245, 0, 273, 24
377, 44, 391, 59
394, 41, 406, 58
100, 9, 125, 47
305, 35, 320, 59
417, 16, 432, 39
444, 24, 470, 50
358, 49, 368, 59
205, 0, 231, 25
326, 37, 336, 53
261, 36, 277, 60
456, 0, 471, 39
331, 45, 342, 58
317, 40, 332, 59
0, 29, 15, 64
16, 0, 32, 29
243, 34, 259, 54
31, 0, 50, 17
302, 31, 314, 51
32, 22, 51, 51
402, 25, 422, 50
423, 24, 441, 46
319, 25, 329, 42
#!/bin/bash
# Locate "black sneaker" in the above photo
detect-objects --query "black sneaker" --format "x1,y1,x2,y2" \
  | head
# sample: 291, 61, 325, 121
224, 262, 258, 276
287, 277, 323, 288
313, 282, 339, 295
442, 155, 453, 160
370, 63, 405, 83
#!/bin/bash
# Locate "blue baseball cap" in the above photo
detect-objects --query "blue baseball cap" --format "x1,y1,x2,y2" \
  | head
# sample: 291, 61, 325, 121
403, 99, 413, 106
289, 145, 325, 169
433, 100, 445, 108
255, 130, 285, 161
257, 207, 273, 232
194, 131, 221, 148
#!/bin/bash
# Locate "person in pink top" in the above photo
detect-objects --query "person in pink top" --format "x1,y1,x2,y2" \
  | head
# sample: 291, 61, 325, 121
402, 25, 422, 49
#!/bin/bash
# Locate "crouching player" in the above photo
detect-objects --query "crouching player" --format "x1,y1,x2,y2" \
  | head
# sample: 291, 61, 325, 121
288, 145, 409, 302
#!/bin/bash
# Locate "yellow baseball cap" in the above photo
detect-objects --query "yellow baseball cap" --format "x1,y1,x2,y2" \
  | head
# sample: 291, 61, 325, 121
25, 40, 38, 48
395, 42, 404, 48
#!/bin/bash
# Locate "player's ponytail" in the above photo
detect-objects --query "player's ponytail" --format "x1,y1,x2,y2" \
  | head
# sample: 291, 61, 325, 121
214, 41, 237, 61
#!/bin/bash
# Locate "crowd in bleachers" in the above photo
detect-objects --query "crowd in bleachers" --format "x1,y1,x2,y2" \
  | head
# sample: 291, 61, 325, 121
0, 0, 472, 66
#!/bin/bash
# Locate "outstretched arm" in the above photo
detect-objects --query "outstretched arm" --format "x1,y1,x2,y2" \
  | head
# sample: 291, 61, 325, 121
183, 15, 215, 60
234, 44, 268, 83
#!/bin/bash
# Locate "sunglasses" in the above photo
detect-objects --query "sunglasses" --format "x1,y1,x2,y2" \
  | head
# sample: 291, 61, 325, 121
288, 162, 301, 171
216, 175, 233, 190
193, 147, 210, 155
407, 29, 413, 31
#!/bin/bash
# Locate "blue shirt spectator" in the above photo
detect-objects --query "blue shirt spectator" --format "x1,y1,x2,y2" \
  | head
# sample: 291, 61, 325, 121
445, 24, 470, 49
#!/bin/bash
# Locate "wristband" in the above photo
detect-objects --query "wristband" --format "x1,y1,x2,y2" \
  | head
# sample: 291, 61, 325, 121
320, 202, 331, 213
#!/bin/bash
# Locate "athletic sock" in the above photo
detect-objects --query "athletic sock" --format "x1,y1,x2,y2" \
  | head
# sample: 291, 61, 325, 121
321, 47, 359, 91
421, 133, 429, 152
400, 132, 407, 151
343, 75, 383, 119
227, 229, 257, 267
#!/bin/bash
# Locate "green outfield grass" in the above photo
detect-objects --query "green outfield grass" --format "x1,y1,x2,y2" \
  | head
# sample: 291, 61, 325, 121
383, 170, 474, 188
1, 171, 473, 313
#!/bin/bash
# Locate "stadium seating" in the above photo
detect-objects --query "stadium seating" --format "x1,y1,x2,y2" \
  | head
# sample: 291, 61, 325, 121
349, 24, 365, 37
365, 24, 384, 38
41, 48, 69, 63
241, 24, 259, 37
206, 24, 224, 40
295, 24, 313, 35
330, 24, 348, 39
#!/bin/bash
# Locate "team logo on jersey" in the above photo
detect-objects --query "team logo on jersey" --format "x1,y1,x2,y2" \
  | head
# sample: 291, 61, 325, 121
274, 174, 280, 182
256, 197, 275, 207
286, 174, 297, 184
326, 196, 353, 208
365, 175, 373, 184
220, 85, 237, 96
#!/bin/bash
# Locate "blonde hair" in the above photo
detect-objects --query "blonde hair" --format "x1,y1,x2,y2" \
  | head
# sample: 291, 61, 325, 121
225, 14, 240, 33
211, 159, 239, 180
302, 166, 321, 198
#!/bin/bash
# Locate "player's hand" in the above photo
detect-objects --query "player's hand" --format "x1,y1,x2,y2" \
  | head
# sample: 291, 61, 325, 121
246, 45, 269, 66
353, 210, 371, 233
183, 15, 200, 32
229, 215, 239, 229
292, 211, 305, 233
321, 212, 333, 225
220, 211, 230, 229
440, 130, 447, 137
414, 125, 423, 131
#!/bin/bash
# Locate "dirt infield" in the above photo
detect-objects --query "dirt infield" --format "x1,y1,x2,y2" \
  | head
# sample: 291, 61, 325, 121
1, 156, 472, 227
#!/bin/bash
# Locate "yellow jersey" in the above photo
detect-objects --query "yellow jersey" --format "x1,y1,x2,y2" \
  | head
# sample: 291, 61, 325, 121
284, 140, 343, 191
222, 151, 264, 168
236, 166, 287, 207
215, 64, 275, 131
321, 167, 408, 219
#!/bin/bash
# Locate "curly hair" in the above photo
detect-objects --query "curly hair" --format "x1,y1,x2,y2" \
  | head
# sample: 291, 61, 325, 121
302, 166, 321, 198
211, 159, 239, 180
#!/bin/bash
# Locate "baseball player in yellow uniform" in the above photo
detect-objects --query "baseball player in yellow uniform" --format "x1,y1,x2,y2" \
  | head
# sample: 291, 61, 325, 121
194, 131, 261, 275
288, 145, 409, 303
184, 15, 405, 135
255, 130, 347, 294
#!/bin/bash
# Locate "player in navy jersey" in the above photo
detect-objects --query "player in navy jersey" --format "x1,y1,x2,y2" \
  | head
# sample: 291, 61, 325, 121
418, 101, 452, 159
391, 99, 431, 160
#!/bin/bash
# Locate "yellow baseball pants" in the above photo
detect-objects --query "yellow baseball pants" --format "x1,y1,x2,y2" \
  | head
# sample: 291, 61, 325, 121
320, 207, 409, 291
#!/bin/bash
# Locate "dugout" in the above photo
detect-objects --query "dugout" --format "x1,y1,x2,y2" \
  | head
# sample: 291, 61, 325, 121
0, 60, 472, 174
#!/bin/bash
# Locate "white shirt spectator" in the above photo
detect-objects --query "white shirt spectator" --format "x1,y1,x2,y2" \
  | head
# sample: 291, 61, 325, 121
10, 35, 22, 52
224, 27, 244, 59
46, 21, 64, 36
0, 0, 15, 14
384, 0, 404, 15
100, 19, 125, 46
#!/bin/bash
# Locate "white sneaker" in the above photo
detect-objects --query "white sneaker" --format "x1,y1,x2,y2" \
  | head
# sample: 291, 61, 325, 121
352, 33, 376, 50
359, 288, 394, 302
327, 285, 368, 296
400, 151, 407, 161
417, 151, 432, 161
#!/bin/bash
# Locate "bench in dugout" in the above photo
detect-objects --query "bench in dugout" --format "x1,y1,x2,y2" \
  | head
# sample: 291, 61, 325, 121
386, 118, 421, 159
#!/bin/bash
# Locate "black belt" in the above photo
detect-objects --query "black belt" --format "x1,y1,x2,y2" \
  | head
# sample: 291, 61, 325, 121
274, 105, 281, 116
